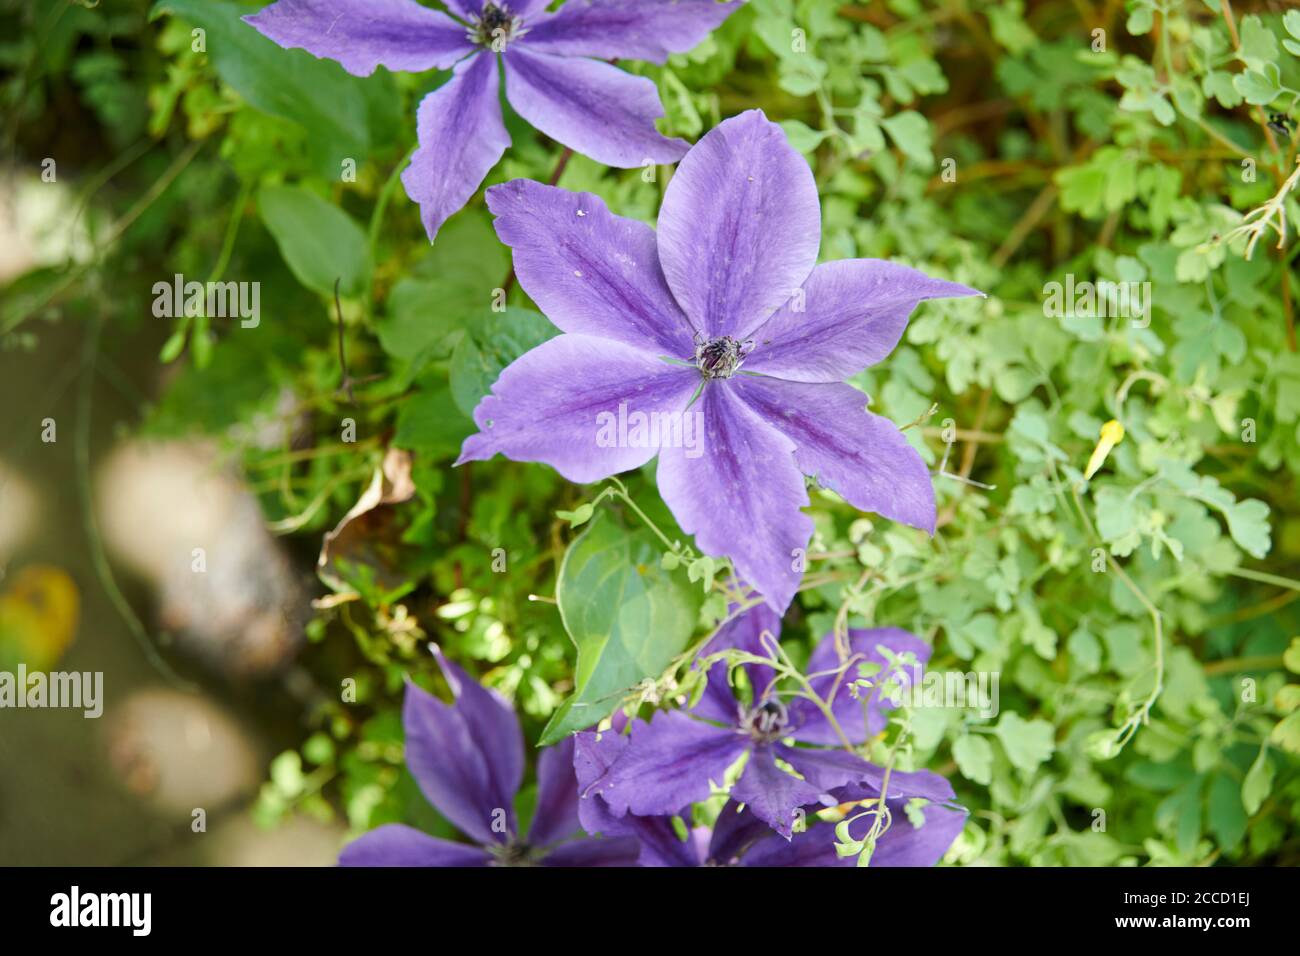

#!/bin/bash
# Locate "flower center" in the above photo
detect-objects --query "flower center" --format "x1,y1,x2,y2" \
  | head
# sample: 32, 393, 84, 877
743, 698, 789, 744
489, 841, 540, 867
695, 335, 748, 380
469, 3, 525, 50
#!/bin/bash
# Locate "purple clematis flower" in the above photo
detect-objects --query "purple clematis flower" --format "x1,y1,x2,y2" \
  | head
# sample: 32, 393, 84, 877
456, 109, 983, 611
243, 0, 740, 240
574, 727, 849, 866
578, 608, 953, 839
339, 646, 638, 866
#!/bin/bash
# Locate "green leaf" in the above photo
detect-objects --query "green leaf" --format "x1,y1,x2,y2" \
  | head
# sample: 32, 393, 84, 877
393, 382, 473, 460
1241, 747, 1274, 814
1206, 774, 1247, 852
993, 712, 1055, 774
449, 307, 558, 418
257, 184, 370, 298
1233, 65, 1281, 106
1238, 14, 1279, 71
880, 111, 933, 167
1223, 498, 1271, 559
952, 733, 994, 785
538, 512, 704, 745
150, 0, 384, 172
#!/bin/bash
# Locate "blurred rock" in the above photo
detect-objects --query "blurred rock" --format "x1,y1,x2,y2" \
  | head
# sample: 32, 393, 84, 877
95, 439, 307, 677
103, 687, 260, 817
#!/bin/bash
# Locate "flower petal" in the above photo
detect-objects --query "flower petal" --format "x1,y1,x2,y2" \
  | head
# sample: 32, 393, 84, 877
401, 52, 509, 243
870, 802, 967, 867
776, 744, 885, 796
432, 645, 525, 814
502, 47, 688, 167
788, 627, 932, 746
520, 0, 741, 64
657, 384, 813, 612
730, 746, 823, 839
587, 711, 748, 818
705, 799, 771, 864
528, 736, 582, 848
730, 376, 936, 534
243, 0, 473, 76
338, 824, 492, 867
402, 674, 515, 845
745, 260, 983, 383
540, 835, 642, 866
456, 333, 699, 483
485, 179, 694, 354
656, 110, 820, 340
740, 824, 850, 867
832, 767, 957, 805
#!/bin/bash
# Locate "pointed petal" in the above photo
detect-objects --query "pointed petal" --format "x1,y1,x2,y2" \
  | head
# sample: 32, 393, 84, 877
730, 376, 936, 534
402, 679, 511, 845
502, 48, 687, 167
432, 646, 524, 816
587, 710, 748, 818
401, 52, 509, 243
745, 260, 983, 382
243, 0, 473, 76
730, 746, 822, 839
777, 744, 885, 796
870, 802, 967, 867
528, 737, 581, 848
456, 333, 699, 483
338, 824, 492, 866
485, 179, 694, 354
788, 627, 932, 746
540, 835, 642, 866
520, 0, 741, 64
832, 767, 957, 805
572, 730, 631, 835
705, 799, 772, 864
657, 384, 813, 612
656, 110, 820, 340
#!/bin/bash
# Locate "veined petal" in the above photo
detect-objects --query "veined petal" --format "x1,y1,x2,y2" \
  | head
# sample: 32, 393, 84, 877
528, 736, 582, 848
788, 627, 932, 746
740, 825, 851, 867
456, 334, 699, 483
745, 260, 983, 383
656, 110, 820, 340
432, 646, 525, 820
656, 384, 813, 613
485, 179, 694, 355
776, 744, 885, 796
243, 0, 473, 76
402, 52, 509, 243
338, 825, 492, 866
502, 47, 688, 167
833, 767, 957, 805
730, 376, 936, 534
870, 801, 967, 867
401, 679, 511, 845
520, 0, 741, 64
730, 746, 823, 839
587, 710, 748, 818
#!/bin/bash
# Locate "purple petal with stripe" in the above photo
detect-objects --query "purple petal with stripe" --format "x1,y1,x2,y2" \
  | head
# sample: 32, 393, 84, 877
657, 384, 813, 612
520, 0, 741, 64
485, 179, 695, 354
401, 52, 509, 243
528, 736, 582, 848
745, 259, 983, 383
502, 47, 688, 167
243, 0, 473, 76
731, 375, 936, 533
338, 824, 492, 866
869, 801, 967, 867
401, 676, 514, 845
456, 333, 699, 483
656, 110, 820, 340
586, 710, 748, 818
730, 746, 823, 839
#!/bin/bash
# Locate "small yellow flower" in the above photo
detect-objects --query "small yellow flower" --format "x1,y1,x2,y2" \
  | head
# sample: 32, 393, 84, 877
1084, 419, 1125, 480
